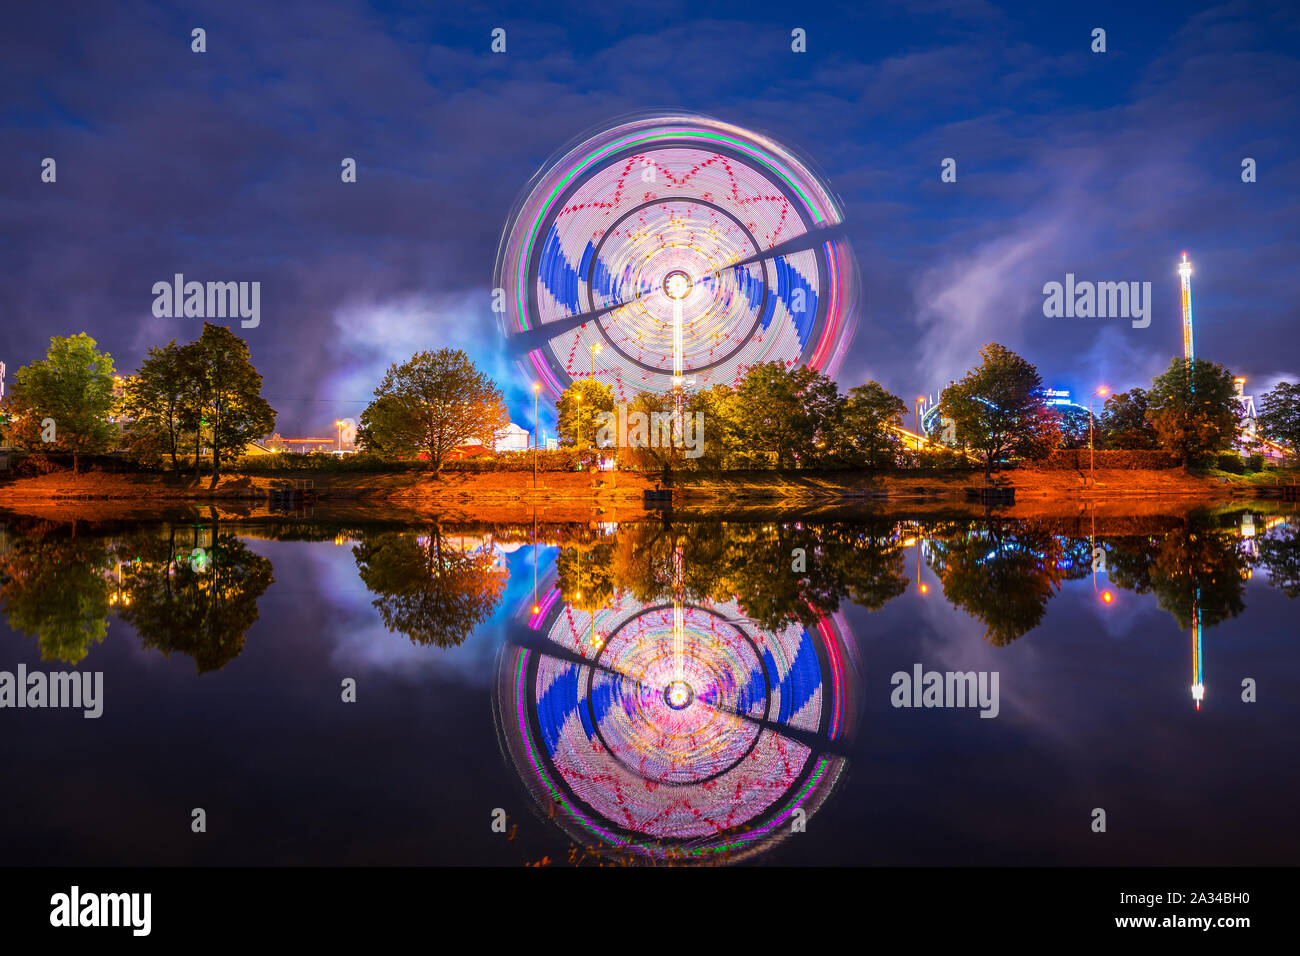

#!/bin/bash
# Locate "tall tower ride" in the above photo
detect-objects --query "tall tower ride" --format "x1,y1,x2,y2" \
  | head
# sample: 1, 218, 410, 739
1178, 251, 1194, 363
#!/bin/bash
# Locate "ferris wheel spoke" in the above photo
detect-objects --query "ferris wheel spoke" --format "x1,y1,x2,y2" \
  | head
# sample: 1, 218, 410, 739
509, 297, 636, 353
708, 221, 848, 275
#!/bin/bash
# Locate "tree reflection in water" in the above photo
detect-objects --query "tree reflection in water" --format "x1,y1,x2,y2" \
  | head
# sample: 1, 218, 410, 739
352, 526, 508, 648
0, 508, 1295, 677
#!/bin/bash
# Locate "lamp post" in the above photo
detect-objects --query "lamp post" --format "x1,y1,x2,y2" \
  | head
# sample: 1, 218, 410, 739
590, 342, 603, 377
1089, 386, 1109, 486
334, 419, 343, 452
915, 396, 925, 446
532, 382, 540, 489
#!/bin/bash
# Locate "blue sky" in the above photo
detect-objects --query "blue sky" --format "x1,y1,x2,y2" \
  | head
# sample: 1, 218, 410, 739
1, 0, 1297, 433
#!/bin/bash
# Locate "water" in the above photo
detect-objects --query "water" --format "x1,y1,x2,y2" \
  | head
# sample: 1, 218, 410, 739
1, 505, 1297, 866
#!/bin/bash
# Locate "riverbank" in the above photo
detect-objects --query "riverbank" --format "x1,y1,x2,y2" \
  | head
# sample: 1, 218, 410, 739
0, 464, 1293, 517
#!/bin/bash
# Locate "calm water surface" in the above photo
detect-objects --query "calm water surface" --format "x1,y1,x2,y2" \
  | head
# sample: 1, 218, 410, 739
2, 506, 1297, 866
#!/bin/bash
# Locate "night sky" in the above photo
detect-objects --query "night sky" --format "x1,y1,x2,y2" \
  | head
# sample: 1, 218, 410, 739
2, 0, 1297, 436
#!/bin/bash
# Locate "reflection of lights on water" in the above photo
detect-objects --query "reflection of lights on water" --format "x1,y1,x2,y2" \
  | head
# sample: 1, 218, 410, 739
502, 584, 858, 865
1102, 591, 1114, 604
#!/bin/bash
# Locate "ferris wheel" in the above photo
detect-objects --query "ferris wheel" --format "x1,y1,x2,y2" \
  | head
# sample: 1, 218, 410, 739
495, 569, 858, 864
495, 114, 859, 401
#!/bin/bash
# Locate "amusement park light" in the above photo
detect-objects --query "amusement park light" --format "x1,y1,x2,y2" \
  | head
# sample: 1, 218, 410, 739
495, 115, 858, 397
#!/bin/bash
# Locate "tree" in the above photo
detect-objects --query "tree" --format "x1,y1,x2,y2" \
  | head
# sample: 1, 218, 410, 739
927, 521, 1066, 645
556, 378, 615, 462
939, 344, 1059, 480
120, 519, 275, 672
1055, 404, 1094, 450
4, 333, 117, 474
0, 532, 113, 663
188, 324, 276, 482
1100, 388, 1158, 449
1257, 521, 1300, 599
556, 537, 616, 612
1257, 381, 1300, 452
122, 340, 193, 472
352, 528, 507, 647
1146, 357, 1242, 466
730, 362, 841, 468
833, 381, 907, 468
357, 348, 507, 472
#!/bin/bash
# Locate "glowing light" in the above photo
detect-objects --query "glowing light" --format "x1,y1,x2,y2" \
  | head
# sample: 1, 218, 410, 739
662, 269, 692, 300
664, 680, 694, 710
501, 583, 855, 863
497, 114, 858, 397
1102, 591, 1114, 604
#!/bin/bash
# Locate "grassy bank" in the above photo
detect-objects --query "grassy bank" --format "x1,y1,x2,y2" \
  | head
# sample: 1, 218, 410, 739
0, 464, 1294, 509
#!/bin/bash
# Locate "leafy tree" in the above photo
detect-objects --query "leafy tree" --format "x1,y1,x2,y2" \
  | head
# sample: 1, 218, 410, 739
358, 348, 507, 472
730, 362, 841, 468
4, 333, 117, 473
833, 381, 907, 468
556, 378, 616, 461
1257, 520, 1300, 599
119, 521, 275, 672
939, 344, 1059, 480
1257, 381, 1300, 452
1105, 518, 1247, 629
122, 340, 193, 472
556, 537, 617, 612
188, 324, 276, 482
1146, 357, 1242, 466
1100, 388, 1158, 449
1055, 404, 1095, 450
352, 528, 507, 647
927, 521, 1066, 645
617, 390, 676, 477
0, 532, 112, 663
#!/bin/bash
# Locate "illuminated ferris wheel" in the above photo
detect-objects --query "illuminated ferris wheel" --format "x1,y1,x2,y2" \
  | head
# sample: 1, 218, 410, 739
495, 114, 859, 399
495, 571, 858, 864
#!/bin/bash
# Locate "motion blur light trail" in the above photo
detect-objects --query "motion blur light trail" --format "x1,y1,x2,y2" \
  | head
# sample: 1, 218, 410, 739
495, 114, 859, 399
495, 572, 859, 864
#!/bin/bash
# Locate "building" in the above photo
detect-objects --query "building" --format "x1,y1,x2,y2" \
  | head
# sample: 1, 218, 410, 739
494, 423, 531, 452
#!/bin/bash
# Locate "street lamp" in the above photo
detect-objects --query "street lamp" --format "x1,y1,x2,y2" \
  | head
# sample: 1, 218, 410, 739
590, 342, 603, 377
532, 382, 541, 489
334, 419, 344, 452
1088, 387, 1109, 486
915, 396, 925, 446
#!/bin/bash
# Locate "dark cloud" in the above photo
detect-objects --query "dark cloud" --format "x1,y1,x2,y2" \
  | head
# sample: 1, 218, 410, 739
1, 0, 1296, 434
